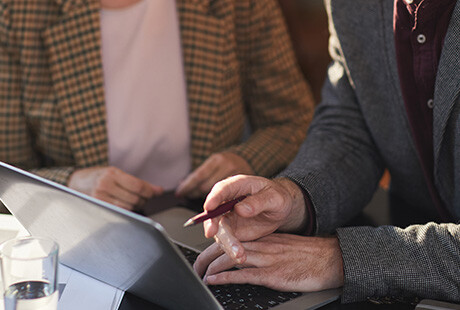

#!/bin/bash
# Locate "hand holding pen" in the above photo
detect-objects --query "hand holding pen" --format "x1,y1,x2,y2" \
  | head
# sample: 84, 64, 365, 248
183, 195, 247, 227
191, 175, 309, 285
184, 195, 249, 264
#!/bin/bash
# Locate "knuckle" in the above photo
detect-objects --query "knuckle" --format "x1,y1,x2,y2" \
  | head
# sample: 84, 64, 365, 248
206, 262, 219, 275
209, 181, 226, 195
105, 166, 118, 177
258, 269, 276, 287
95, 178, 109, 192
199, 183, 211, 194
209, 180, 223, 193
267, 243, 284, 254
131, 180, 144, 193
265, 187, 286, 207
211, 153, 224, 163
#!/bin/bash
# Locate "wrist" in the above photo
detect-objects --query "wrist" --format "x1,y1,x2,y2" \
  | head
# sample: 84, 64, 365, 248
274, 178, 307, 232
67, 170, 80, 188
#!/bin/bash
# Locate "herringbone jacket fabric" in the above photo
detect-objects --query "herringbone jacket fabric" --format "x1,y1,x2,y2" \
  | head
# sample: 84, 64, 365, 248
280, 0, 460, 304
0, 0, 312, 185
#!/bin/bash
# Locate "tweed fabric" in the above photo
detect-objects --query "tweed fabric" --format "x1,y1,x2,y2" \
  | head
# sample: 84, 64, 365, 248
279, 0, 460, 303
0, 0, 313, 185
337, 223, 460, 303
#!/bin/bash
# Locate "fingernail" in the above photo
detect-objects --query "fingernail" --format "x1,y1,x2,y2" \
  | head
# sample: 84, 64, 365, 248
232, 245, 239, 258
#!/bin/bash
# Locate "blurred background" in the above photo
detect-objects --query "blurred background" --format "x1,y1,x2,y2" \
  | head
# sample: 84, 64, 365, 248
0, 0, 390, 215
278, 0, 330, 104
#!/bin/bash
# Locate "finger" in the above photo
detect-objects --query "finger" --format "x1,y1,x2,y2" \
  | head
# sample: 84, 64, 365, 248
205, 268, 267, 287
193, 166, 230, 196
203, 188, 288, 242
94, 191, 133, 210
204, 247, 274, 278
108, 182, 144, 205
233, 186, 288, 219
204, 253, 239, 277
205, 176, 288, 219
193, 242, 224, 277
214, 217, 246, 264
202, 175, 264, 237
190, 177, 220, 199
175, 157, 219, 197
95, 176, 148, 206
181, 174, 220, 199
112, 168, 163, 198
203, 218, 219, 239
203, 175, 264, 212
190, 154, 246, 197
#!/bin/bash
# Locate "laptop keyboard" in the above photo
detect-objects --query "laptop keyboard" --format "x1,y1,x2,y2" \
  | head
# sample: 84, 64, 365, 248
178, 245, 301, 310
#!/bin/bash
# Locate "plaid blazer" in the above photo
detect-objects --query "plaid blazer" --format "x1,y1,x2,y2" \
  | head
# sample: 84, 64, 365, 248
0, 0, 312, 185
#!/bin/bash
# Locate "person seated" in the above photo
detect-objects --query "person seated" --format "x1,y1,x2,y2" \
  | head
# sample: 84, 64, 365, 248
0, 0, 313, 210
194, 0, 460, 304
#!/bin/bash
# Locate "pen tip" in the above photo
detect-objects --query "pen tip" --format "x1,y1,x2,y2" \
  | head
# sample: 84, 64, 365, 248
183, 219, 194, 227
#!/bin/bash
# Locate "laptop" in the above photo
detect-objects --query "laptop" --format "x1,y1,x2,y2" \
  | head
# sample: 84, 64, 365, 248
0, 161, 341, 310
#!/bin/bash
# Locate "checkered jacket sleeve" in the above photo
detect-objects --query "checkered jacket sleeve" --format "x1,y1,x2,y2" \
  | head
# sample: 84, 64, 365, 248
226, 0, 313, 177
0, 14, 75, 184
0, 11, 76, 184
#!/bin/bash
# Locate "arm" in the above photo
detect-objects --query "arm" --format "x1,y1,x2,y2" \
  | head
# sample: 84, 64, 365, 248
337, 223, 460, 303
227, 0, 313, 177
195, 3, 460, 300
278, 19, 385, 234
280, 5, 460, 302
0, 6, 77, 186
176, 0, 313, 198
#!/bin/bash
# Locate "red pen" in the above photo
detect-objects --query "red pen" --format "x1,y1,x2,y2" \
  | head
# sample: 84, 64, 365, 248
183, 195, 247, 227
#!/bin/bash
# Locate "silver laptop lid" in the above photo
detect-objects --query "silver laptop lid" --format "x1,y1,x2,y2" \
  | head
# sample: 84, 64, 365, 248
0, 161, 221, 310
0, 162, 342, 310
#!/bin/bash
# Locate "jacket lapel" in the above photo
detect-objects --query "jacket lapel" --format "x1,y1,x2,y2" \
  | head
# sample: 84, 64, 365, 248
176, 0, 226, 168
433, 1, 460, 165
432, 0, 460, 211
42, 0, 108, 167
381, 0, 417, 149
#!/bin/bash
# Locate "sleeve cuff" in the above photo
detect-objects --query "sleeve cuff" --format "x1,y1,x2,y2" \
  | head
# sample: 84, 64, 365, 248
301, 187, 316, 236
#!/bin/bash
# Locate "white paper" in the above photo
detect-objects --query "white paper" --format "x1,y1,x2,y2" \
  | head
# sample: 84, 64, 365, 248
0, 214, 29, 243
57, 265, 124, 310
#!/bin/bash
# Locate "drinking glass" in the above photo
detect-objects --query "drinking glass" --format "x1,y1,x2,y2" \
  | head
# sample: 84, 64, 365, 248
0, 237, 59, 310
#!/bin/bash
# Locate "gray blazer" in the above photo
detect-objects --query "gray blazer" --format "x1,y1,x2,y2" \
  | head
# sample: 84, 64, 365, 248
280, 0, 460, 304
